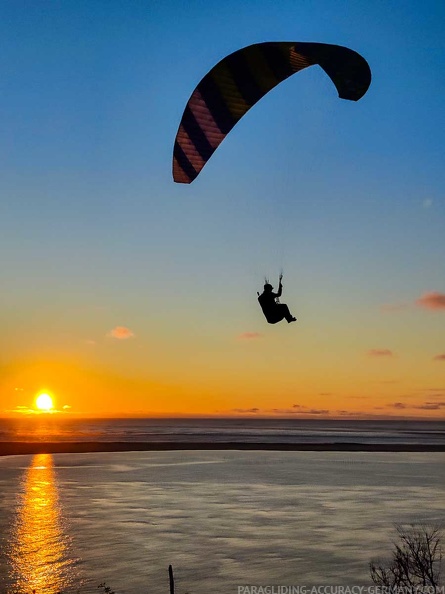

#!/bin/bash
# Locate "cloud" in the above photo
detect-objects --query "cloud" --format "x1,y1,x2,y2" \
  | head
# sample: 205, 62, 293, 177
433, 354, 445, 361
381, 291, 445, 313
6, 405, 70, 415
230, 405, 334, 416
413, 402, 445, 410
368, 349, 394, 357
238, 332, 263, 340
422, 198, 433, 209
292, 404, 330, 414
107, 326, 135, 340
385, 400, 445, 411
288, 405, 331, 415
415, 291, 445, 310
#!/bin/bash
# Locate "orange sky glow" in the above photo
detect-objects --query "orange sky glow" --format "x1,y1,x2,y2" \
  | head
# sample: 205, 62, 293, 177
1, 348, 444, 419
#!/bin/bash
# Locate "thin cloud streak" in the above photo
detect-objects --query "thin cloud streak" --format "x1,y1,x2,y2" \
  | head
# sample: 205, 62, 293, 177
5, 406, 72, 415
386, 400, 445, 411
368, 349, 394, 357
413, 402, 445, 410
238, 332, 263, 340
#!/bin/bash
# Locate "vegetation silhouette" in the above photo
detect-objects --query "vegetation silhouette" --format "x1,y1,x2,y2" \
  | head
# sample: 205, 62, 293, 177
370, 524, 443, 589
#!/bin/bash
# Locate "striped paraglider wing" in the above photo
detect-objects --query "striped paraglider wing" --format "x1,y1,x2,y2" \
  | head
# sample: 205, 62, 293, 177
173, 41, 371, 184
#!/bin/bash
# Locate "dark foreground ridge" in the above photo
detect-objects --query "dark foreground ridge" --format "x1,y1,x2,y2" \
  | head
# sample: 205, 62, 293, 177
1, 441, 444, 456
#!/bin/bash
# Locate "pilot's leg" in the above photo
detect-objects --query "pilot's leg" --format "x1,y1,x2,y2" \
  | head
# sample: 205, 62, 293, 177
279, 304, 297, 323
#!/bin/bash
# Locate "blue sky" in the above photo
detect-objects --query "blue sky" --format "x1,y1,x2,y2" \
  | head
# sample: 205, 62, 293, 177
1, 0, 444, 417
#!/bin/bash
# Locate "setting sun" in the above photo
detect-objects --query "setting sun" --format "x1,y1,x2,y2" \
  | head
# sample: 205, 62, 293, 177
35, 394, 53, 412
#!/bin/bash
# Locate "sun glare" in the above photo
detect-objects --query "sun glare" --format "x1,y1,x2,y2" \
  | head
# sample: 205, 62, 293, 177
36, 393, 54, 412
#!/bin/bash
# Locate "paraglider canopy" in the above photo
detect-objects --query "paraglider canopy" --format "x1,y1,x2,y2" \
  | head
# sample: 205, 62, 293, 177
173, 41, 371, 184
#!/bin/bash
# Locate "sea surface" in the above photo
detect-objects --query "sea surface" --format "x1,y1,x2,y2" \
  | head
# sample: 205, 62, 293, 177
1, 417, 445, 445
0, 420, 444, 593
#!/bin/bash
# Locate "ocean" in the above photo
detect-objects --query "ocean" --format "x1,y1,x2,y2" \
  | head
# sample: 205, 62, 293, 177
1, 417, 445, 446
0, 419, 444, 593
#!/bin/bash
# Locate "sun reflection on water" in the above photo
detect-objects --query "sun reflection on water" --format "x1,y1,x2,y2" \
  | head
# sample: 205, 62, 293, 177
8, 454, 77, 593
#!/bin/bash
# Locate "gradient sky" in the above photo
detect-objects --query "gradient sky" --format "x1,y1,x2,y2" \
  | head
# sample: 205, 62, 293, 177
1, 0, 444, 418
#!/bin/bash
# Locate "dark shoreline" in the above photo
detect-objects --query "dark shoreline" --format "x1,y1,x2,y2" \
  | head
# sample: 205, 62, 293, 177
1, 441, 444, 457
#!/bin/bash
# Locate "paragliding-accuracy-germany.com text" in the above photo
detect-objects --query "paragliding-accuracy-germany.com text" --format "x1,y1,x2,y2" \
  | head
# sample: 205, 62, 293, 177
237, 587, 444, 594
